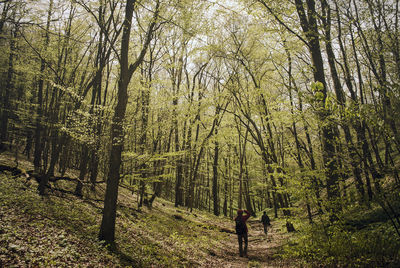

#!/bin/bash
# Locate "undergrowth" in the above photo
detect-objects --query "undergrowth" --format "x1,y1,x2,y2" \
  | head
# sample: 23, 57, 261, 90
0, 173, 118, 267
0, 172, 233, 267
281, 205, 400, 267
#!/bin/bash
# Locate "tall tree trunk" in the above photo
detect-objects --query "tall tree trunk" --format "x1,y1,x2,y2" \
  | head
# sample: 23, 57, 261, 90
223, 153, 230, 217
174, 112, 184, 207
172, 61, 185, 207
321, 0, 365, 202
99, 0, 159, 245
212, 133, 220, 216
0, 24, 16, 151
34, 0, 53, 173
364, 0, 400, 153
187, 99, 225, 211
0, 1, 11, 35
285, 42, 314, 222
236, 122, 248, 209
38, 82, 63, 195
346, 10, 381, 200
243, 158, 254, 215
295, 0, 340, 215
99, 0, 134, 244
138, 78, 150, 207
75, 145, 89, 197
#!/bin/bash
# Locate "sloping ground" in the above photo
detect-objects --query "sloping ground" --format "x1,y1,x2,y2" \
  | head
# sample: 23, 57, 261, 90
0, 156, 295, 267
206, 220, 296, 268
0, 174, 119, 267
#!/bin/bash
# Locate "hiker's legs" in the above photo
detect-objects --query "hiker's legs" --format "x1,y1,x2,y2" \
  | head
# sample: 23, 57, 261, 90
243, 232, 248, 256
263, 224, 268, 235
237, 234, 243, 256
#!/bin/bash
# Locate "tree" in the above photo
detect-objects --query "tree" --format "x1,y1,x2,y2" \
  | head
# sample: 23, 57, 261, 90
99, 0, 161, 245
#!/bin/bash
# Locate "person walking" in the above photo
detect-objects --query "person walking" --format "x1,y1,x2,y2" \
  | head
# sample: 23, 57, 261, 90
234, 209, 251, 257
261, 211, 271, 235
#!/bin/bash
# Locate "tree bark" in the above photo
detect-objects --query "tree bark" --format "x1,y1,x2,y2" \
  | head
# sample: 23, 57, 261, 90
99, 0, 134, 245
321, 0, 365, 202
99, 0, 159, 245
295, 0, 340, 215
212, 132, 220, 216
33, 0, 53, 173
0, 23, 16, 151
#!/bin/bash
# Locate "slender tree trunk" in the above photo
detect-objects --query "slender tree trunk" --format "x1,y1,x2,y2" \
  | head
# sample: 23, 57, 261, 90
243, 158, 254, 215
0, 24, 16, 151
99, 0, 135, 245
75, 145, 89, 197
236, 124, 248, 209
0, 1, 11, 35
138, 79, 150, 208
212, 128, 220, 216
346, 13, 381, 200
38, 82, 63, 195
223, 154, 229, 217
295, 0, 340, 215
174, 115, 184, 207
321, 0, 365, 202
34, 0, 53, 173
172, 69, 184, 207
99, 0, 159, 245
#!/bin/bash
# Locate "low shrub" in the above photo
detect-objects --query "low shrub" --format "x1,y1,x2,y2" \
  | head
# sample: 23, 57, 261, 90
282, 214, 400, 267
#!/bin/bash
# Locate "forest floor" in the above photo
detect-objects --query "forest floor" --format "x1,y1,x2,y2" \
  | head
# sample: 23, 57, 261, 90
0, 153, 298, 267
204, 220, 295, 267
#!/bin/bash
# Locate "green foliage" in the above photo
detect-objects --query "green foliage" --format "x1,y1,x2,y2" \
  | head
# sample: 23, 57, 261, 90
311, 81, 324, 92
282, 210, 400, 267
2, 0, 400, 266
248, 260, 261, 267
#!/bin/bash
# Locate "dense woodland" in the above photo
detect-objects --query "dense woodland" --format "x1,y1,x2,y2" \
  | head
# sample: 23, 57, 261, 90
1, 0, 400, 266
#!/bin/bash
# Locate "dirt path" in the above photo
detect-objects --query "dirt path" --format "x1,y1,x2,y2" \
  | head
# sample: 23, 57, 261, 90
209, 220, 295, 267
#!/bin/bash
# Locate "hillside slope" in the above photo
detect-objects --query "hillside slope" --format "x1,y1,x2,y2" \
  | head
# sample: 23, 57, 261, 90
0, 158, 294, 267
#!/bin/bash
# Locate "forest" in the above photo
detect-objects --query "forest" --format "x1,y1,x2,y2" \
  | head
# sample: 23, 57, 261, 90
1, 0, 400, 267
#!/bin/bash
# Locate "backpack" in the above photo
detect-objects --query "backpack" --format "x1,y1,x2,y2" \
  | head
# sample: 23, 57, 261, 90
235, 217, 246, 235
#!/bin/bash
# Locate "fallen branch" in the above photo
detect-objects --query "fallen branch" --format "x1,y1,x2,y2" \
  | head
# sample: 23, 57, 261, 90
0, 164, 24, 176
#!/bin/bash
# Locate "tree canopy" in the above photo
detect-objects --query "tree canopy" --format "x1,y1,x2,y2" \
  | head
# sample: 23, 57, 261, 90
1, 0, 400, 266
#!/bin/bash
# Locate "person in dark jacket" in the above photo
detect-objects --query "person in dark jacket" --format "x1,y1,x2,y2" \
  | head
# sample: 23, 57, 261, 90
234, 209, 251, 257
261, 211, 271, 235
